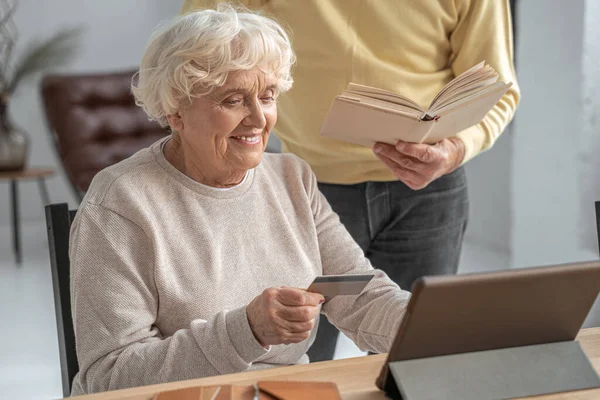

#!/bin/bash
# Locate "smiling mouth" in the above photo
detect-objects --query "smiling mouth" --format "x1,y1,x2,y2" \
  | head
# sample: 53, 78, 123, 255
231, 135, 261, 145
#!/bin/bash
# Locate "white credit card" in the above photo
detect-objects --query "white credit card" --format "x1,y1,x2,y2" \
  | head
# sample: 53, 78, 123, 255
306, 274, 374, 301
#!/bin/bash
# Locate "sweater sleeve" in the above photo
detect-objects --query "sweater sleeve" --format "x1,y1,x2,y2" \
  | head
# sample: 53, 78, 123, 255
304, 167, 411, 353
450, 0, 521, 164
70, 203, 268, 394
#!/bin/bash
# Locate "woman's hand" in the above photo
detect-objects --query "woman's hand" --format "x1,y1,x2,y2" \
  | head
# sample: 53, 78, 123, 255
373, 138, 465, 190
246, 287, 325, 347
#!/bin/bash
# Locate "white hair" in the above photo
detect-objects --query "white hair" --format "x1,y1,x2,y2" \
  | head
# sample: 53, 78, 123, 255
131, 4, 295, 127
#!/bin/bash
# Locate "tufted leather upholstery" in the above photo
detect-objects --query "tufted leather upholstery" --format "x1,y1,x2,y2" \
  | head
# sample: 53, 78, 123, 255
41, 70, 168, 199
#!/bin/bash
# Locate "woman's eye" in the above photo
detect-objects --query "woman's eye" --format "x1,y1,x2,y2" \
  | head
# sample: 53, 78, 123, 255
261, 96, 276, 102
225, 99, 242, 105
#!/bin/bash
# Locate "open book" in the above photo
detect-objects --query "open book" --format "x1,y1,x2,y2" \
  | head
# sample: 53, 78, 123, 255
319, 61, 512, 147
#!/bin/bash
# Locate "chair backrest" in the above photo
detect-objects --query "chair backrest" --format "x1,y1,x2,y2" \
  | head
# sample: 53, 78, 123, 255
40, 70, 168, 199
45, 203, 78, 397
596, 201, 600, 257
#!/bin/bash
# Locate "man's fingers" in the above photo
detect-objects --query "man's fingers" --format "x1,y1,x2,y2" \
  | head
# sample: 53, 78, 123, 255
377, 154, 423, 185
374, 152, 423, 186
374, 143, 426, 173
373, 142, 404, 164
395, 141, 435, 162
374, 149, 403, 176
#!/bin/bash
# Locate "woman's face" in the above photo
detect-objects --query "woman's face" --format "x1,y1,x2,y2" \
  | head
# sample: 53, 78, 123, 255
169, 68, 278, 181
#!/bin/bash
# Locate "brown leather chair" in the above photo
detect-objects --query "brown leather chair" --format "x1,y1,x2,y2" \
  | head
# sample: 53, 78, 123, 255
41, 70, 168, 199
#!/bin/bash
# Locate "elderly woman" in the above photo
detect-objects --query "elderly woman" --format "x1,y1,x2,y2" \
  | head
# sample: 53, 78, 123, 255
69, 5, 410, 395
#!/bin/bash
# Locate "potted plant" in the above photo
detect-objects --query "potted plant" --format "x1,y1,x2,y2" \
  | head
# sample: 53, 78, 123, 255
0, 0, 81, 171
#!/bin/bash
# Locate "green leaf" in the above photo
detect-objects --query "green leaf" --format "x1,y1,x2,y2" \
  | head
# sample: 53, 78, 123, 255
7, 26, 84, 94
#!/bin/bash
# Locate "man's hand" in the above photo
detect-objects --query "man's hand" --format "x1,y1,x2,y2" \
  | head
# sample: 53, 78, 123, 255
246, 287, 324, 348
373, 137, 466, 190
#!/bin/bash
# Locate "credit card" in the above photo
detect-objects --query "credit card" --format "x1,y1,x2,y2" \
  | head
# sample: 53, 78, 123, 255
306, 274, 374, 301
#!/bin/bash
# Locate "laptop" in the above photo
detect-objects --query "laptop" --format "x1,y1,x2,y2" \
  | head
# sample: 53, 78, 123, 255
376, 261, 600, 396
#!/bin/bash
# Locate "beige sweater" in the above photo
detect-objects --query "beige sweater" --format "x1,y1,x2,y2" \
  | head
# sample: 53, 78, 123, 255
69, 137, 410, 395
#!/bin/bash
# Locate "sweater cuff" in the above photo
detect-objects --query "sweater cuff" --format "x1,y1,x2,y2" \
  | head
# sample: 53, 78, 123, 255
225, 305, 270, 364
191, 306, 269, 375
455, 125, 485, 165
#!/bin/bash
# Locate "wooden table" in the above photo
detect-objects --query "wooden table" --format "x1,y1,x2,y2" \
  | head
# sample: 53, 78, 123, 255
0, 168, 54, 265
70, 327, 600, 399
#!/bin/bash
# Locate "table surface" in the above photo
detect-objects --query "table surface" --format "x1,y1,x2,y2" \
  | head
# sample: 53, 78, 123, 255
70, 327, 600, 400
0, 167, 55, 180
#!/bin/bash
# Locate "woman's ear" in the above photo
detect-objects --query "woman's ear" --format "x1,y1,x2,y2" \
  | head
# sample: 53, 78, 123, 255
166, 113, 184, 132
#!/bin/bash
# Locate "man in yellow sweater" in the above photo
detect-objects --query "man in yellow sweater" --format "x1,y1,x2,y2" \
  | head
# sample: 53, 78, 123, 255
181, 0, 520, 361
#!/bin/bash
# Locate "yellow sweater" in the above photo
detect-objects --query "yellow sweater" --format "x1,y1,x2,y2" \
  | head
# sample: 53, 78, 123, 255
181, 0, 520, 184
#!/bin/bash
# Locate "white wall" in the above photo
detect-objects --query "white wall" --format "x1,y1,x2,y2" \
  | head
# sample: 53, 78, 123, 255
458, 0, 600, 268
0, 0, 182, 227
464, 127, 513, 254
511, 0, 598, 267
579, 0, 600, 255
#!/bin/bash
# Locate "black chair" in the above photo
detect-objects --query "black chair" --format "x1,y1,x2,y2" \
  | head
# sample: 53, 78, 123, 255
45, 203, 78, 397
596, 201, 600, 257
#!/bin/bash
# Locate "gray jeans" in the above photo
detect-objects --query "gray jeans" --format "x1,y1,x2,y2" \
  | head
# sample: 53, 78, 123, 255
307, 167, 469, 362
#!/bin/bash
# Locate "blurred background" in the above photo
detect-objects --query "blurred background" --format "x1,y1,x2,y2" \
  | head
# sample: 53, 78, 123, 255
1, 0, 599, 398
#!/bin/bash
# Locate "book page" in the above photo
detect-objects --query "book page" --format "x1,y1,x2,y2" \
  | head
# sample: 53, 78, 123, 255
431, 82, 512, 116
346, 83, 424, 112
430, 70, 498, 110
428, 61, 486, 108
431, 77, 501, 113
339, 94, 420, 118
423, 83, 512, 144
346, 92, 424, 112
428, 66, 497, 111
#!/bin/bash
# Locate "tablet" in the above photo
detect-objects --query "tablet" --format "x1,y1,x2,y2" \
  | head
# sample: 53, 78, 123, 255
376, 261, 600, 394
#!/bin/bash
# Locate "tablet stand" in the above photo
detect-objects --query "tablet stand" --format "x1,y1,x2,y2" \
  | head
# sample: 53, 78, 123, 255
386, 341, 600, 400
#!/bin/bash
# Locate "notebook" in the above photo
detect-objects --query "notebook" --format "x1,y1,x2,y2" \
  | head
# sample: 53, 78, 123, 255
320, 61, 512, 147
